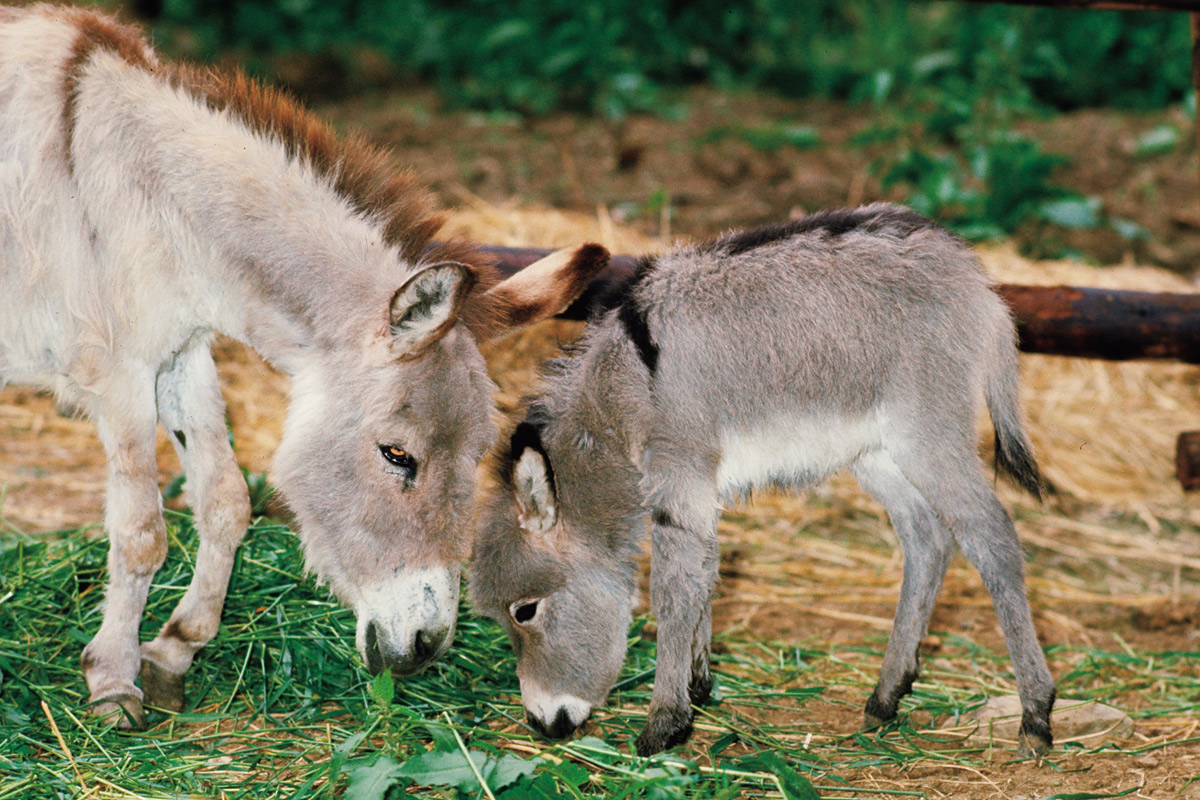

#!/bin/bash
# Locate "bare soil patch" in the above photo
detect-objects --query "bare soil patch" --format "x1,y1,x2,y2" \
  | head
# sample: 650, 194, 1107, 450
3, 89, 1200, 798
319, 87, 1200, 276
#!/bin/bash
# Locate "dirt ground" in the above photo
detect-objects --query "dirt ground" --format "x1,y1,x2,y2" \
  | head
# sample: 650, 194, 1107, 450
3, 86, 1200, 797
317, 86, 1200, 277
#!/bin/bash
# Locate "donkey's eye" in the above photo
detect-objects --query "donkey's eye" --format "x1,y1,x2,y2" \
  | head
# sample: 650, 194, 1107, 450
379, 445, 418, 477
510, 599, 540, 625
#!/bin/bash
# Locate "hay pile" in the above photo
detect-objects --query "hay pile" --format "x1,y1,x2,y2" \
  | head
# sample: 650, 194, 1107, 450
1, 201, 1196, 540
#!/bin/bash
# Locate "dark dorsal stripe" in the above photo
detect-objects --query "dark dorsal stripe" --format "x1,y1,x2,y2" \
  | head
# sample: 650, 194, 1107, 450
712, 205, 948, 258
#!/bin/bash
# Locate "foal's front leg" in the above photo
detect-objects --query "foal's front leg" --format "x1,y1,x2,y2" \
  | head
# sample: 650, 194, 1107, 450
637, 449, 720, 756
81, 378, 167, 730
140, 343, 251, 712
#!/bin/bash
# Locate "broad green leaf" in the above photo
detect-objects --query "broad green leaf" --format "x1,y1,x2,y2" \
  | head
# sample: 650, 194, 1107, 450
1134, 124, 1180, 158
344, 755, 402, 800
397, 749, 536, 793
486, 752, 539, 790
1038, 197, 1101, 229
330, 731, 369, 781
731, 752, 820, 800
422, 722, 459, 753
1109, 218, 1149, 241
371, 669, 395, 706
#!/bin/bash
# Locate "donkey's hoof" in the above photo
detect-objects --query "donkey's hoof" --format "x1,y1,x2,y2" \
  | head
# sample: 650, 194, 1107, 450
1017, 728, 1052, 759
862, 700, 899, 732
140, 658, 186, 712
862, 711, 890, 732
635, 708, 694, 756
688, 671, 713, 706
89, 693, 147, 731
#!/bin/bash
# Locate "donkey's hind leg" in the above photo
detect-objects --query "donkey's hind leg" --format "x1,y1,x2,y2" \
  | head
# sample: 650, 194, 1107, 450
139, 342, 251, 712
851, 450, 954, 731
81, 375, 168, 730
894, 444, 1055, 756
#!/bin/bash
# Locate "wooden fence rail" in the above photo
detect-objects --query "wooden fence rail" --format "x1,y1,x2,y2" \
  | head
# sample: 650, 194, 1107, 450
480, 245, 1200, 364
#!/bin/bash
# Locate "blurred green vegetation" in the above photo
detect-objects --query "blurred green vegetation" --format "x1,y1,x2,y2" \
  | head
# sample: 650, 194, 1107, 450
158, 0, 1190, 117
155, 0, 1190, 245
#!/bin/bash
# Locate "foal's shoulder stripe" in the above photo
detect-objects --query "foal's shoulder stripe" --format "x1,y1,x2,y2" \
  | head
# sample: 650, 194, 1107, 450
611, 255, 659, 375
618, 295, 658, 376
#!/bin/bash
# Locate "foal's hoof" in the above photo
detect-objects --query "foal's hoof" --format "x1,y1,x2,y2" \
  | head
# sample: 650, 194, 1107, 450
89, 693, 147, 731
140, 659, 186, 712
635, 707, 694, 756
1018, 727, 1052, 759
862, 711, 892, 732
688, 671, 713, 706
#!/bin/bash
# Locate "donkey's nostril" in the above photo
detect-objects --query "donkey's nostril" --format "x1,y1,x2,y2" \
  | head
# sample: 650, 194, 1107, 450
413, 628, 448, 665
413, 629, 431, 662
364, 621, 383, 675
527, 706, 578, 740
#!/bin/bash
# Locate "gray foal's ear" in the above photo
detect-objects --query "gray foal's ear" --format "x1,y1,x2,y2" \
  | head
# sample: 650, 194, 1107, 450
389, 262, 474, 357
514, 446, 557, 536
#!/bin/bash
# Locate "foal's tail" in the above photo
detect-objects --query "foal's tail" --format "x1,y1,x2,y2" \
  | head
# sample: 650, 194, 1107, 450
984, 318, 1044, 501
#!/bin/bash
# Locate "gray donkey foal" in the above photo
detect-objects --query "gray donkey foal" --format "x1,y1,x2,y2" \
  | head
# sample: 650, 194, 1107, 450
471, 203, 1055, 757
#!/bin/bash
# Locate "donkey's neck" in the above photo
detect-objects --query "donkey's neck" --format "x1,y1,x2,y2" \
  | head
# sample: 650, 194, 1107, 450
75, 55, 407, 373
545, 324, 655, 552
575, 326, 654, 464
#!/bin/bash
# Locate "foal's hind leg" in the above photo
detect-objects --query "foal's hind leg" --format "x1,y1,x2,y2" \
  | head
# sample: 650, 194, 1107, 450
81, 375, 168, 730
895, 446, 1055, 756
139, 343, 250, 712
851, 451, 954, 730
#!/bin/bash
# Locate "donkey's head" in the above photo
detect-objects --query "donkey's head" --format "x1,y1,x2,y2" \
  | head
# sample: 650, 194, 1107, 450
273, 245, 609, 677
470, 405, 644, 737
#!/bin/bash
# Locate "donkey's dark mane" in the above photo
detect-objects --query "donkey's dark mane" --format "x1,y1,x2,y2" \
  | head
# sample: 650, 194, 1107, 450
703, 205, 956, 258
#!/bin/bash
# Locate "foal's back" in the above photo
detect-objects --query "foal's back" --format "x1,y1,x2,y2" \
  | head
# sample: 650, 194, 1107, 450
621, 204, 1011, 491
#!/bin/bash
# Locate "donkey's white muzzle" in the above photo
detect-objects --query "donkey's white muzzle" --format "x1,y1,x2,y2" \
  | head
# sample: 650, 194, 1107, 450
521, 677, 592, 739
355, 567, 459, 676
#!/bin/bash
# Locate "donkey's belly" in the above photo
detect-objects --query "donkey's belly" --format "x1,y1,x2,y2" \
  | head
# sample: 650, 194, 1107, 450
715, 413, 884, 497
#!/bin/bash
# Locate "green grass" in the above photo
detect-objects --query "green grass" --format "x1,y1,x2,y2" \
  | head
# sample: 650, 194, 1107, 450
2, 509, 1198, 799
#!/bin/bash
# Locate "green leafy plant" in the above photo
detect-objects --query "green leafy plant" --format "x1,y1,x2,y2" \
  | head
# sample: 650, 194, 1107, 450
154, 1, 1191, 118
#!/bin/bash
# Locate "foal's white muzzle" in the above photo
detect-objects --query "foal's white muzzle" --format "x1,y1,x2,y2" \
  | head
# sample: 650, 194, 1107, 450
355, 566, 459, 676
521, 677, 593, 739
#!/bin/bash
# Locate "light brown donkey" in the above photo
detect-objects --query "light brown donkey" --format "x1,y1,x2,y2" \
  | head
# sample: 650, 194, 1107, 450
0, 5, 608, 729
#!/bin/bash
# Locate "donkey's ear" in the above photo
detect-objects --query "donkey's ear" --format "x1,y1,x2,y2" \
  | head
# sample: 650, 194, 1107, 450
510, 425, 557, 536
389, 262, 475, 357
475, 243, 610, 341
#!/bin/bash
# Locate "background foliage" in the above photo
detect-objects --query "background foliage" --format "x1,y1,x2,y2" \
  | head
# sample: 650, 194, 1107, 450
157, 0, 1190, 116
154, 0, 1191, 246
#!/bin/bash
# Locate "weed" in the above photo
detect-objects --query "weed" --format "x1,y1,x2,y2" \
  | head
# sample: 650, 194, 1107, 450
3, 498, 1200, 798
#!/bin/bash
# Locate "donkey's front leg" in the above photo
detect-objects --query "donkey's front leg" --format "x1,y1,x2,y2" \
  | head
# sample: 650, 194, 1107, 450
637, 463, 720, 756
81, 382, 167, 730
140, 344, 251, 712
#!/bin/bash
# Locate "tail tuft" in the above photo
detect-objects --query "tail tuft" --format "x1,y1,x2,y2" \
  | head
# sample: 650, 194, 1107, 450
994, 431, 1043, 501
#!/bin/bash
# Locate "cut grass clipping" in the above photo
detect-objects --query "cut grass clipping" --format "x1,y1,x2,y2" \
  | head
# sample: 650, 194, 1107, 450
1, 503, 1197, 799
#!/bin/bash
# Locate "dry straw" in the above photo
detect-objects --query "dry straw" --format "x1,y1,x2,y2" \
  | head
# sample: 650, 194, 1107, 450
2, 202, 1197, 623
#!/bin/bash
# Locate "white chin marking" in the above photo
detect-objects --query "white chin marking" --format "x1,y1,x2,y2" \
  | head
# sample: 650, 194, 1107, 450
520, 677, 592, 729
